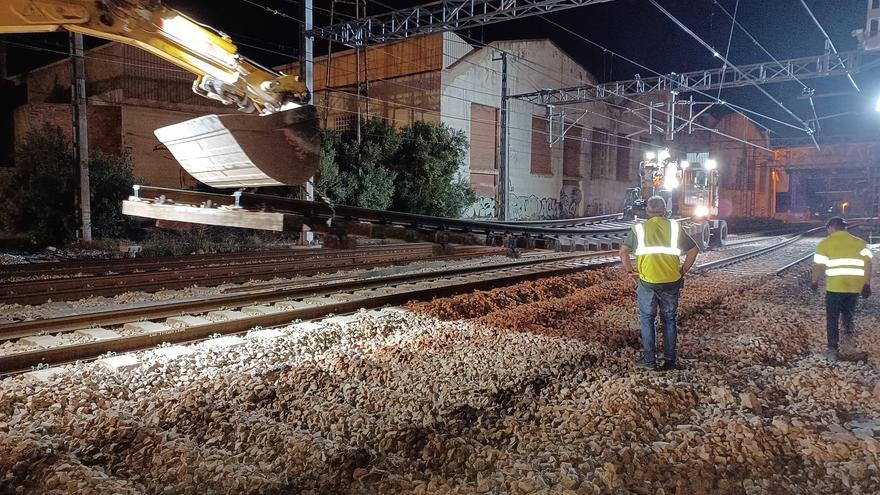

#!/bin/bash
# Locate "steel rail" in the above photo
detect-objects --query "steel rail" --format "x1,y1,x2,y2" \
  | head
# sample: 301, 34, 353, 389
695, 227, 825, 272
0, 243, 438, 278
774, 252, 815, 276
0, 252, 612, 339
0, 252, 619, 373
0, 247, 453, 305
496, 212, 624, 227
131, 185, 634, 237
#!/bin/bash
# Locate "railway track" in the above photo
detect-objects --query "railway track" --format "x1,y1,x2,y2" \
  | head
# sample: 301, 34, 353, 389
3, 224, 847, 377
0, 244, 499, 305
694, 226, 827, 276
123, 185, 634, 250
0, 251, 620, 374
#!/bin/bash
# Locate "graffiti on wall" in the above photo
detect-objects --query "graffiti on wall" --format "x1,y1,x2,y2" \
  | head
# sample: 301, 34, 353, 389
465, 196, 497, 219
463, 187, 583, 220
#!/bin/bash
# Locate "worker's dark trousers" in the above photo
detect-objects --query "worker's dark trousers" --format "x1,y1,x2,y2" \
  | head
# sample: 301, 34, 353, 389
826, 291, 858, 351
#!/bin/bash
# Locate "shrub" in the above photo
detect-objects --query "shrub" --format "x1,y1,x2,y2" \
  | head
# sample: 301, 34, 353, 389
316, 118, 475, 216
1, 124, 135, 245
390, 121, 475, 217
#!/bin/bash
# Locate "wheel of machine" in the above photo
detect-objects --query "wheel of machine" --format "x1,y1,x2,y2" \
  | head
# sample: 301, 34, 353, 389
685, 222, 709, 251
699, 222, 711, 250
709, 220, 728, 248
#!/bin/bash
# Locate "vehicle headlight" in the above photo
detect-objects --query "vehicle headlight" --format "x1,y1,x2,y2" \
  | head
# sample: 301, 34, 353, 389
694, 205, 709, 218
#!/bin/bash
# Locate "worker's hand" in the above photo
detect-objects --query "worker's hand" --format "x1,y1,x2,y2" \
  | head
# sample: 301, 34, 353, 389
862, 285, 872, 299
628, 270, 639, 284
810, 281, 819, 293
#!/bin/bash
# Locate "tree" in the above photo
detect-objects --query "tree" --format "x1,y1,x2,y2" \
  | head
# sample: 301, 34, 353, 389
316, 118, 398, 210
0, 124, 135, 244
315, 118, 475, 217
390, 121, 475, 218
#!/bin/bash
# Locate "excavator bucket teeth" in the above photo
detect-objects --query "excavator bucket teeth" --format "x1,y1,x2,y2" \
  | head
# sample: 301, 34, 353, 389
154, 105, 320, 188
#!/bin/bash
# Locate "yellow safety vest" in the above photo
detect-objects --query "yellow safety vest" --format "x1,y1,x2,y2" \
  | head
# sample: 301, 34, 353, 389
814, 231, 873, 293
634, 217, 682, 284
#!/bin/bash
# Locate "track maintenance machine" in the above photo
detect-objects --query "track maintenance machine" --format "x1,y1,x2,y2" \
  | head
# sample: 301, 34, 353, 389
1, 0, 319, 188
624, 149, 728, 250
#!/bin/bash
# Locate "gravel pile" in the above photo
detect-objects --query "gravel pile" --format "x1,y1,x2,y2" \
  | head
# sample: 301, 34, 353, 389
1, 267, 879, 493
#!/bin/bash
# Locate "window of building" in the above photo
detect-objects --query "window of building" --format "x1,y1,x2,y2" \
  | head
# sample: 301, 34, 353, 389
469, 103, 498, 173
334, 114, 354, 132
469, 103, 499, 198
872, 18, 879, 33
590, 128, 609, 179
562, 126, 584, 178
615, 134, 631, 182
873, 0, 879, 10
530, 115, 552, 175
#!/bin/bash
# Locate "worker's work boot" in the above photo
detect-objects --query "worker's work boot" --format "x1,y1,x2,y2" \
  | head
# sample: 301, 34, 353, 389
659, 360, 677, 371
823, 349, 839, 362
634, 358, 657, 371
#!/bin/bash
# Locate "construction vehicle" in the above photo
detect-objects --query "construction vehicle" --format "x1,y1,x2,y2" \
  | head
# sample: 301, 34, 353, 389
624, 150, 728, 250
1, 0, 319, 188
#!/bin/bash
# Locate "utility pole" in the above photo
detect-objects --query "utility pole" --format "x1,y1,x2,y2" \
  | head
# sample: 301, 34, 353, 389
494, 51, 510, 220
70, 32, 91, 241
354, 0, 362, 143
301, 0, 315, 244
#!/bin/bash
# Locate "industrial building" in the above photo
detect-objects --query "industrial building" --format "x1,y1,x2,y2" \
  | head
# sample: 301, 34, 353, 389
2, 32, 801, 221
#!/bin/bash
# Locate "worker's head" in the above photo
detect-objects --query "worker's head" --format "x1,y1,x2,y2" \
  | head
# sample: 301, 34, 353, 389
646, 196, 668, 217
826, 216, 847, 233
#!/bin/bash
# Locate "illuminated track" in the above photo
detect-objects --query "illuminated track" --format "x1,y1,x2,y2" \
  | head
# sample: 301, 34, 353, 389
0, 251, 620, 374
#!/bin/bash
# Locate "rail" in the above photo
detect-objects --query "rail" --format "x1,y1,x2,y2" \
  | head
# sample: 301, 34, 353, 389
0, 252, 620, 373
694, 227, 825, 273
128, 185, 634, 238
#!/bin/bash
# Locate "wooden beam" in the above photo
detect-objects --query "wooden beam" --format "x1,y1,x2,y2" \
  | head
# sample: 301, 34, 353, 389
122, 200, 302, 232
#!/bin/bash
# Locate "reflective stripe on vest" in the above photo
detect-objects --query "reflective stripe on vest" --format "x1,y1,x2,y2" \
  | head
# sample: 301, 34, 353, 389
860, 248, 874, 258
826, 267, 865, 277
814, 253, 866, 277
634, 220, 681, 256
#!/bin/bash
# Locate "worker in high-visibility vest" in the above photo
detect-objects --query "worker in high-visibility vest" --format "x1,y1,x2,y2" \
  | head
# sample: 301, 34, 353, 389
620, 196, 699, 371
811, 216, 873, 361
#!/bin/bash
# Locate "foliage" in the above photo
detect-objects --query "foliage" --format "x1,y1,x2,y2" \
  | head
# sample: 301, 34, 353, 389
1, 124, 135, 244
316, 118, 475, 217
315, 129, 344, 203
139, 226, 273, 257
89, 151, 136, 239
390, 121, 475, 217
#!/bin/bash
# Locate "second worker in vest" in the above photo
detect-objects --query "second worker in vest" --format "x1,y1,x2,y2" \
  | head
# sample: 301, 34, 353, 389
811, 216, 873, 361
620, 196, 699, 371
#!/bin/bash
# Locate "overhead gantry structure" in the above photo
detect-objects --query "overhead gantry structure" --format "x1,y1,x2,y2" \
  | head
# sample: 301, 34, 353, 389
509, 48, 880, 147
510, 50, 880, 107
308, 0, 614, 46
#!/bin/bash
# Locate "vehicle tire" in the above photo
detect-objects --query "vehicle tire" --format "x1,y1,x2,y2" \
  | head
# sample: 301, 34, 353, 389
709, 220, 728, 248
685, 222, 709, 251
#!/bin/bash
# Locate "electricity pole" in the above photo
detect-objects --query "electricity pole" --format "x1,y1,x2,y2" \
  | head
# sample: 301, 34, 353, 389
70, 32, 91, 241
301, 0, 315, 244
494, 51, 510, 220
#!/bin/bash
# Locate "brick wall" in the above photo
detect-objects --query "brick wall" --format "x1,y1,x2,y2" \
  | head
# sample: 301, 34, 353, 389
13, 103, 122, 155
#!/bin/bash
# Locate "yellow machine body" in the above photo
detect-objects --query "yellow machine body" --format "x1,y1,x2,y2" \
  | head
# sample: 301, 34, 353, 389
1, 0, 319, 188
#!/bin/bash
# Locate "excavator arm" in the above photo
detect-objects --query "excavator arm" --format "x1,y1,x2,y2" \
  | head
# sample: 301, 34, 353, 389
1, 0, 320, 188
1, 0, 309, 114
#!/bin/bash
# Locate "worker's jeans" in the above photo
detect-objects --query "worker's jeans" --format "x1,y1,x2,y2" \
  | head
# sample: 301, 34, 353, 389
826, 291, 858, 352
637, 280, 681, 364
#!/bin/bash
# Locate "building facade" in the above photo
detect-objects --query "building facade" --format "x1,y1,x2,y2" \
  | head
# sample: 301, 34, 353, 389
4, 34, 783, 220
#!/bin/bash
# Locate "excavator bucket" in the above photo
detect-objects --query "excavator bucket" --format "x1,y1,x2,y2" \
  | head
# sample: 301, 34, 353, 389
154, 105, 320, 189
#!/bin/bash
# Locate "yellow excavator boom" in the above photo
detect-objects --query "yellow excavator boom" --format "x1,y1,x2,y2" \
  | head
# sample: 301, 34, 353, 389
1, 0, 319, 188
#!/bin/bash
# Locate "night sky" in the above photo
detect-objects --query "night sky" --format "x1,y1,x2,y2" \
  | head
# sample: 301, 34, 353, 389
3, 0, 879, 142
